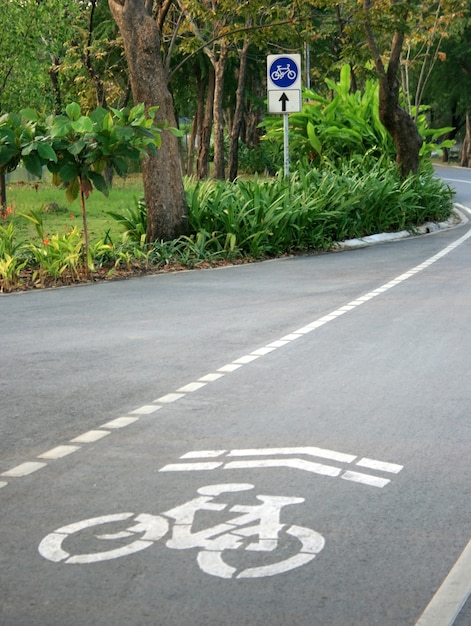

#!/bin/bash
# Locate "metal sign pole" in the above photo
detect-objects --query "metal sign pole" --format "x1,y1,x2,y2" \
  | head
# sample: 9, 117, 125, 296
283, 113, 290, 179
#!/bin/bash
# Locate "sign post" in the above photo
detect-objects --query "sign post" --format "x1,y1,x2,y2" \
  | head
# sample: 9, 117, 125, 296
267, 53, 302, 178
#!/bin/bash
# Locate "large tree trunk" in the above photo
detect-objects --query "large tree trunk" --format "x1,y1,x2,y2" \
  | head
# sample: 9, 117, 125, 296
460, 114, 471, 167
108, 0, 188, 242
228, 39, 250, 182
196, 66, 215, 180
363, 1, 423, 177
378, 74, 423, 177
212, 47, 228, 180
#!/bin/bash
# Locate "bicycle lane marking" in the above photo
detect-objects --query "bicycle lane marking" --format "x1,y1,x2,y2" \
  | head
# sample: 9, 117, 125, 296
38, 483, 326, 579
159, 447, 404, 489
2, 224, 471, 488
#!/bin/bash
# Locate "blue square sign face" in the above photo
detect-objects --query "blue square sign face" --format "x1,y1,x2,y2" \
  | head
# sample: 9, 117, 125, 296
267, 54, 301, 90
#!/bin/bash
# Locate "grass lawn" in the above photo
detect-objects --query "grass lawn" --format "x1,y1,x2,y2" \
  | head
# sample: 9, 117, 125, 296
5, 174, 144, 244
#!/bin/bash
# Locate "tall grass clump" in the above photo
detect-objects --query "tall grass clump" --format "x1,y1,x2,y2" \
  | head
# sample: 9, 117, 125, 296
183, 160, 453, 258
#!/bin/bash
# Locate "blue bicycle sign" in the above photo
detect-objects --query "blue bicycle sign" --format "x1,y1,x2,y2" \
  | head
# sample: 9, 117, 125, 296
268, 56, 299, 88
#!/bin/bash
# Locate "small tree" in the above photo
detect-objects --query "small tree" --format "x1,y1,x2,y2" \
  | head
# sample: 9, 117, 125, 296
0, 102, 165, 261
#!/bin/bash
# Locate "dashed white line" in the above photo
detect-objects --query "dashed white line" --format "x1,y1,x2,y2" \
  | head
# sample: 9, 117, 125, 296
70, 430, 110, 443
2, 226, 470, 487
0, 481, 8, 488
1, 462, 47, 477
177, 382, 208, 393
198, 373, 225, 382
218, 363, 243, 372
101, 417, 140, 429
38, 445, 81, 459
155, 393, 186, 403
131, 405, 161, 415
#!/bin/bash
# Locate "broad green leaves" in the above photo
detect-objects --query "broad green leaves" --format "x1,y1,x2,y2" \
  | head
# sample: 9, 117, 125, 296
0, 101, 166, 257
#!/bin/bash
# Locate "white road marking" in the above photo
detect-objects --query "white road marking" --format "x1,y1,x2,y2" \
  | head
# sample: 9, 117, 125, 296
159, 446, 403, 488
341, 471, 390, 488
0, 481, 8, 488
160, 462, 224, 472
227, 446, 356, 464
198, 373, 225, 382
356, 458, 403, 474
181, 450, 228, 458
101, 417, 140, 429
131, 405, 161, 415
1, 461, 47, 477
3, 226, 471, 487
250, 346, 277, 355
217, 363, 243, 372
177, 382, 208, 393
224, 458, 342, 477
38, 445, 81, 459
415, 537, 471, 626
154, 393, 186, 404
70, 430, 110, 443
232, 354, 261, 364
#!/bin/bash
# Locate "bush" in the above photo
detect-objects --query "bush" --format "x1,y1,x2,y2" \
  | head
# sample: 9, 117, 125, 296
1, 159, 454, 292
184, 159, 454, 257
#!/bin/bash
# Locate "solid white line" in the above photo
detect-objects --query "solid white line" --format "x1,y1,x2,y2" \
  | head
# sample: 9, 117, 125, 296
38, 445, 81, 459
1, 462, 47, 477
415, 538, 471, 626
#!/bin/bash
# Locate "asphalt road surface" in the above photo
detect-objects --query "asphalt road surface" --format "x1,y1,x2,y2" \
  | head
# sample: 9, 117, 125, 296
1, 165, 471, 626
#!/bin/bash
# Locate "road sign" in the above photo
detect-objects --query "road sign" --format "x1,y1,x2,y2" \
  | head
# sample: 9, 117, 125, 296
267, 54, 302, 115
268, 90, 302, 114
267, 54, 302, 91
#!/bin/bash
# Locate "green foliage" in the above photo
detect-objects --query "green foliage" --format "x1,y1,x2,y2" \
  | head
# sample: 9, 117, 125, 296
107, 198, 147, 244
262, 65, 455, 168
185, 160, 454, 257
0, 102, 164, 260
0, 160, 455, 292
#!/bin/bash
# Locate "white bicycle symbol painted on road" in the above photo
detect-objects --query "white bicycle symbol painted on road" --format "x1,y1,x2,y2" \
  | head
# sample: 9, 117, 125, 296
38, 483, 325, 579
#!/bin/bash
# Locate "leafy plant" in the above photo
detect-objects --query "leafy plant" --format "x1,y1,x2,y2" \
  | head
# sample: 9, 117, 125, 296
107, 198, 147, 244
0, 102, 164, 262
262, 64, 454, 169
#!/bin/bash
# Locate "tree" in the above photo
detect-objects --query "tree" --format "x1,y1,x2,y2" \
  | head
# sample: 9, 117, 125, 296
108, 0, 188, 242
356, 0, 425, 176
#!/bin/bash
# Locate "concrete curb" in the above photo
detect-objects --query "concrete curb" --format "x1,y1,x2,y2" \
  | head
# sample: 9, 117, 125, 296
337, 204, 470, 250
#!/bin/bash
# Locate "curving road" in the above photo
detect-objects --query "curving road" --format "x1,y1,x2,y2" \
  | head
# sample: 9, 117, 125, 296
1, 165, 471, 626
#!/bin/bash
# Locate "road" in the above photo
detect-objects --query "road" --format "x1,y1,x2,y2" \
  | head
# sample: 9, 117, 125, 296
1, 165, 471, 626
